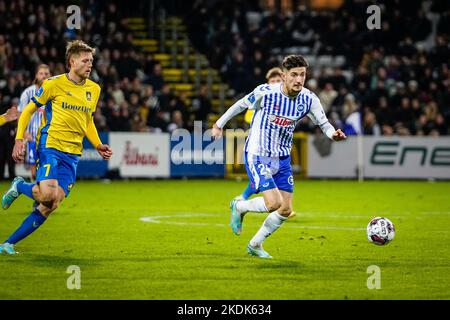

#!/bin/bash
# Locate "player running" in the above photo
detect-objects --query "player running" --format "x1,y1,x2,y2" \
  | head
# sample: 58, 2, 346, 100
1, 40, 113, 255
212, 55, 346, 258
18, 64, 51, 183
236, 67, 282, 202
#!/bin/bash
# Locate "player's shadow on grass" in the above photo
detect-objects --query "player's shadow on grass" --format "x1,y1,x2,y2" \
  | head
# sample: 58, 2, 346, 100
250, 259, 304, 270
1, 254, 99, 268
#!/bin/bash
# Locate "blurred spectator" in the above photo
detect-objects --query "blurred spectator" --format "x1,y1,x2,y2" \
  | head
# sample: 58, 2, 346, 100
167, 110, 185, 133
146, 63, 164, 92
362, 110, 381, 135
318, 83, 338, 113
191, 85, 212, 128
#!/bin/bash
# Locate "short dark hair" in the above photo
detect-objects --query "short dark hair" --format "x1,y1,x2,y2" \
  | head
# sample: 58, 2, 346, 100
281, 55, 309, 71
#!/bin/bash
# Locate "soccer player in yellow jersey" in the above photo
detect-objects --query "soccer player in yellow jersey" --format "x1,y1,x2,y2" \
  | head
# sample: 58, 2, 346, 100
0, 40, 112, 254
0, 106, 19, 127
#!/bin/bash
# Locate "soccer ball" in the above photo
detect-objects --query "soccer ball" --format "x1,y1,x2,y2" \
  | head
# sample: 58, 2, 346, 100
366, 217, 395, 245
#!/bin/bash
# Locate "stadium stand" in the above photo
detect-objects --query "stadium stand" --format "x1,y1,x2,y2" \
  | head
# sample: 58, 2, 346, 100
0, 0, 449, 179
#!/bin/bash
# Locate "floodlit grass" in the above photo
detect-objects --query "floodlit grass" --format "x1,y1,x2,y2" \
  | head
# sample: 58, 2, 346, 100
1, 179, 449, 299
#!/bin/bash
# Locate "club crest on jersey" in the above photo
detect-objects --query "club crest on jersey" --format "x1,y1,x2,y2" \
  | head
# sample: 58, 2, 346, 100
86, 91, 92, 101
269, 114, 294, 127
297, 104, 306, 113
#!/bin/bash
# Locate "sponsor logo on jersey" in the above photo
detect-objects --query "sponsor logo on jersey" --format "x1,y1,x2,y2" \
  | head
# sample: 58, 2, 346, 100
62, 102, 92, 113
269, 114, 294, 127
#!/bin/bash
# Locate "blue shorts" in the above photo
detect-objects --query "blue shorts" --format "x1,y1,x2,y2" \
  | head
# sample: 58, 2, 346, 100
244, 152, 294, 193
26, 141, 37, 165
36, 147, 80, 197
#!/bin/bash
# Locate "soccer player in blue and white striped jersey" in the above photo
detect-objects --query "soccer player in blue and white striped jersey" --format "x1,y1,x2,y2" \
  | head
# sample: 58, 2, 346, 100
236, 67, 283, 203
18, 64, 51, 181
212, 55, 346, 258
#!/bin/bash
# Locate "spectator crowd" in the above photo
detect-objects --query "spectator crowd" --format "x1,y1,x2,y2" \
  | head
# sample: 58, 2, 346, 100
0, 0, 449, 179
184, 0, 450, 136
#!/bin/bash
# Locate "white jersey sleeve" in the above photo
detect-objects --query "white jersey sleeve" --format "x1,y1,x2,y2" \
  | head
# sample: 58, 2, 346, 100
215, 98, 248, 128
306, 92, 328, 126
18, 85, 36, 112
306, 92, 336, 139
215, 83, 268, 128
244, 84, 270, 110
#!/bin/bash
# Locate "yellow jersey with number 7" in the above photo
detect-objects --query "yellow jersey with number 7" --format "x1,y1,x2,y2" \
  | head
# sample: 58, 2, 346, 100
32, 74, 101, 155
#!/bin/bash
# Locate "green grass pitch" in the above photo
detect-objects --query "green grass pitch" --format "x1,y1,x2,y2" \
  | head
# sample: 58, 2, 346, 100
0, 179, 449, 299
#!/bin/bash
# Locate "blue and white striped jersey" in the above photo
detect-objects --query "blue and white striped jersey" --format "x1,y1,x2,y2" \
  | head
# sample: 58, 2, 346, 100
243, 83, 329, 157
18, 84, 44, 141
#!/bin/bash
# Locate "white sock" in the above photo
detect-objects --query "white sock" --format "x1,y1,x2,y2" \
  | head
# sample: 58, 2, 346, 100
236, 197, 268, 214
250, 211, 287, 247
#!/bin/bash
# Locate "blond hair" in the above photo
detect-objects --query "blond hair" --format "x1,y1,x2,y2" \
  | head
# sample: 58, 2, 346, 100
65, 40, 96, 69
265, 67, 282, 81
33, 64, 50, 84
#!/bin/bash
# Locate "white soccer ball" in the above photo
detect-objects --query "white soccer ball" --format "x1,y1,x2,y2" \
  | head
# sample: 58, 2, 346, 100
366, 217, 395, 245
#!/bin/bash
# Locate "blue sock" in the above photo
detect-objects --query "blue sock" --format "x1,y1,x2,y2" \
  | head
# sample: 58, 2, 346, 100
242, 183, 254, 200
17, 181, 36, 200
5, 209, 47, 245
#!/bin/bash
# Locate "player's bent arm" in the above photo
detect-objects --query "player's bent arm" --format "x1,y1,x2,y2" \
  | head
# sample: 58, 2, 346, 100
306, 93, 347, 141
86, 116, 113, 160
16, 101, 38, 140
85, 116, 102, 148
215, 98, 249, 129
0, 114, 6, 127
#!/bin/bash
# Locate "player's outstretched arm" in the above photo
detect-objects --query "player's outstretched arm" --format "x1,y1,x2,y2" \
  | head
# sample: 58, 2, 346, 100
13, 102, 38, 162
211, 123, 223, 139
5, 106, 19, 122
0, 106, 19, 127
212, 99, 249, 139
86, 116, 113, 160
307, 93, 347, 142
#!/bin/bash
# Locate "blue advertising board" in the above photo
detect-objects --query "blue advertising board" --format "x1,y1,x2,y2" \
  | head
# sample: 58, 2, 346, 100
170, 131, 225, 177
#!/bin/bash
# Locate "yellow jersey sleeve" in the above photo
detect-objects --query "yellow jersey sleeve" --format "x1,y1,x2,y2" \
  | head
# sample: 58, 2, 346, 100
0, 114, 6, 127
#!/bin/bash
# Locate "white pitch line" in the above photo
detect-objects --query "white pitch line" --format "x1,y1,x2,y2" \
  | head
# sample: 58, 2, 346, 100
139, 213, 365, 231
